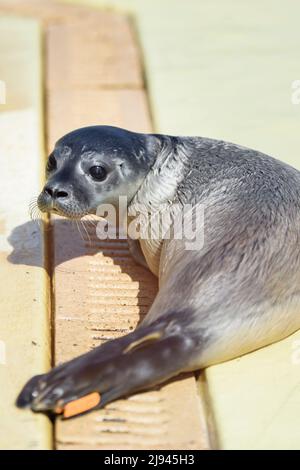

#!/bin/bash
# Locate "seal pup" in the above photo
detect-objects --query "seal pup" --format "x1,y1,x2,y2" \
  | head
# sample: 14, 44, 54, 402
17, 126, 300, 416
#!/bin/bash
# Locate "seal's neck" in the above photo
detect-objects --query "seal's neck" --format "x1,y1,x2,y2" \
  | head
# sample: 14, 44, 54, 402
129, 135, 190, 213
126, 135, 191, 277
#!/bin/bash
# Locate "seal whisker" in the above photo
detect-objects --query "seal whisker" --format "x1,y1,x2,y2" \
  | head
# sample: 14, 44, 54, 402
74, 219, 85, 243
29, 203, 42, 223
29, 208, 44, 227
28, 202, 38, 211
85, 217, 98, 234
85, 216, 97, 227
80, 219, 92, 246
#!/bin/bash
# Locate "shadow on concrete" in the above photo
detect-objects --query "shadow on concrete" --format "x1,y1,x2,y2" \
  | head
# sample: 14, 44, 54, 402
7, 218, 158, 327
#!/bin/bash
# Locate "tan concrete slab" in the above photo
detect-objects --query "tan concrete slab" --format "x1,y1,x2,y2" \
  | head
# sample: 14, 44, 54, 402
45, 7, 209, 449
53, 220, 208, 449
47, 17, 142, 89
0, 16, 51, 449
57, 380, 207, 449
205, 331, 300, 450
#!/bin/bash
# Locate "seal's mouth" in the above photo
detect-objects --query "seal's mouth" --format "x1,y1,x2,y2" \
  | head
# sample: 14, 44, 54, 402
37, 191, 89, 220
45, 205, 89, 219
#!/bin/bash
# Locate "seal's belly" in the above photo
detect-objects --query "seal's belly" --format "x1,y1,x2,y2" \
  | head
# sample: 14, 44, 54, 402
199, 295, 300, 367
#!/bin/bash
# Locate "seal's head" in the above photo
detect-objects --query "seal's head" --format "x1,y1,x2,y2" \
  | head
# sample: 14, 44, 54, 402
37, 126, 158, 218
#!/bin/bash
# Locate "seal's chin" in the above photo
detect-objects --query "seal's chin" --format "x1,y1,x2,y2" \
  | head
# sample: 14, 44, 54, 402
48, 206, 89, 219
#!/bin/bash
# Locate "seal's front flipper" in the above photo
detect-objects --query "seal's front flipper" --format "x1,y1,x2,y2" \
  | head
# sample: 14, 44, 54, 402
16, 319, 197, 418
16, 374, 45, 409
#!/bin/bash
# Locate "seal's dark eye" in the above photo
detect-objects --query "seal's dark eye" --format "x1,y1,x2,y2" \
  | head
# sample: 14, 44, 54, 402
89, 165, 107, 181
46, 153, 57, 172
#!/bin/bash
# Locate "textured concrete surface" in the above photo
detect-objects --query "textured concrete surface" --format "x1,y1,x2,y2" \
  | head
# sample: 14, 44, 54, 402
206, 331, 300, 449
53, 222, 208, 449
0, 16, 51, 449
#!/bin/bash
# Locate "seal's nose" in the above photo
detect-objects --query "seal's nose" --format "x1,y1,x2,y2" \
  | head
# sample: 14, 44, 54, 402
44, 185, 69, 199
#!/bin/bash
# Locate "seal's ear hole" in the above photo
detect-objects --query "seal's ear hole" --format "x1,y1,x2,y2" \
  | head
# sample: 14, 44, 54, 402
118, 162, 126, 175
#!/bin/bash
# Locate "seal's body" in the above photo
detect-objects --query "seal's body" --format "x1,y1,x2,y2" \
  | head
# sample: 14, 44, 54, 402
17, 126, 300, 415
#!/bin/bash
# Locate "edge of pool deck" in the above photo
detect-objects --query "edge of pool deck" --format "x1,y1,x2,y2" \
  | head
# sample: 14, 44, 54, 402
0, 16, 51, 449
